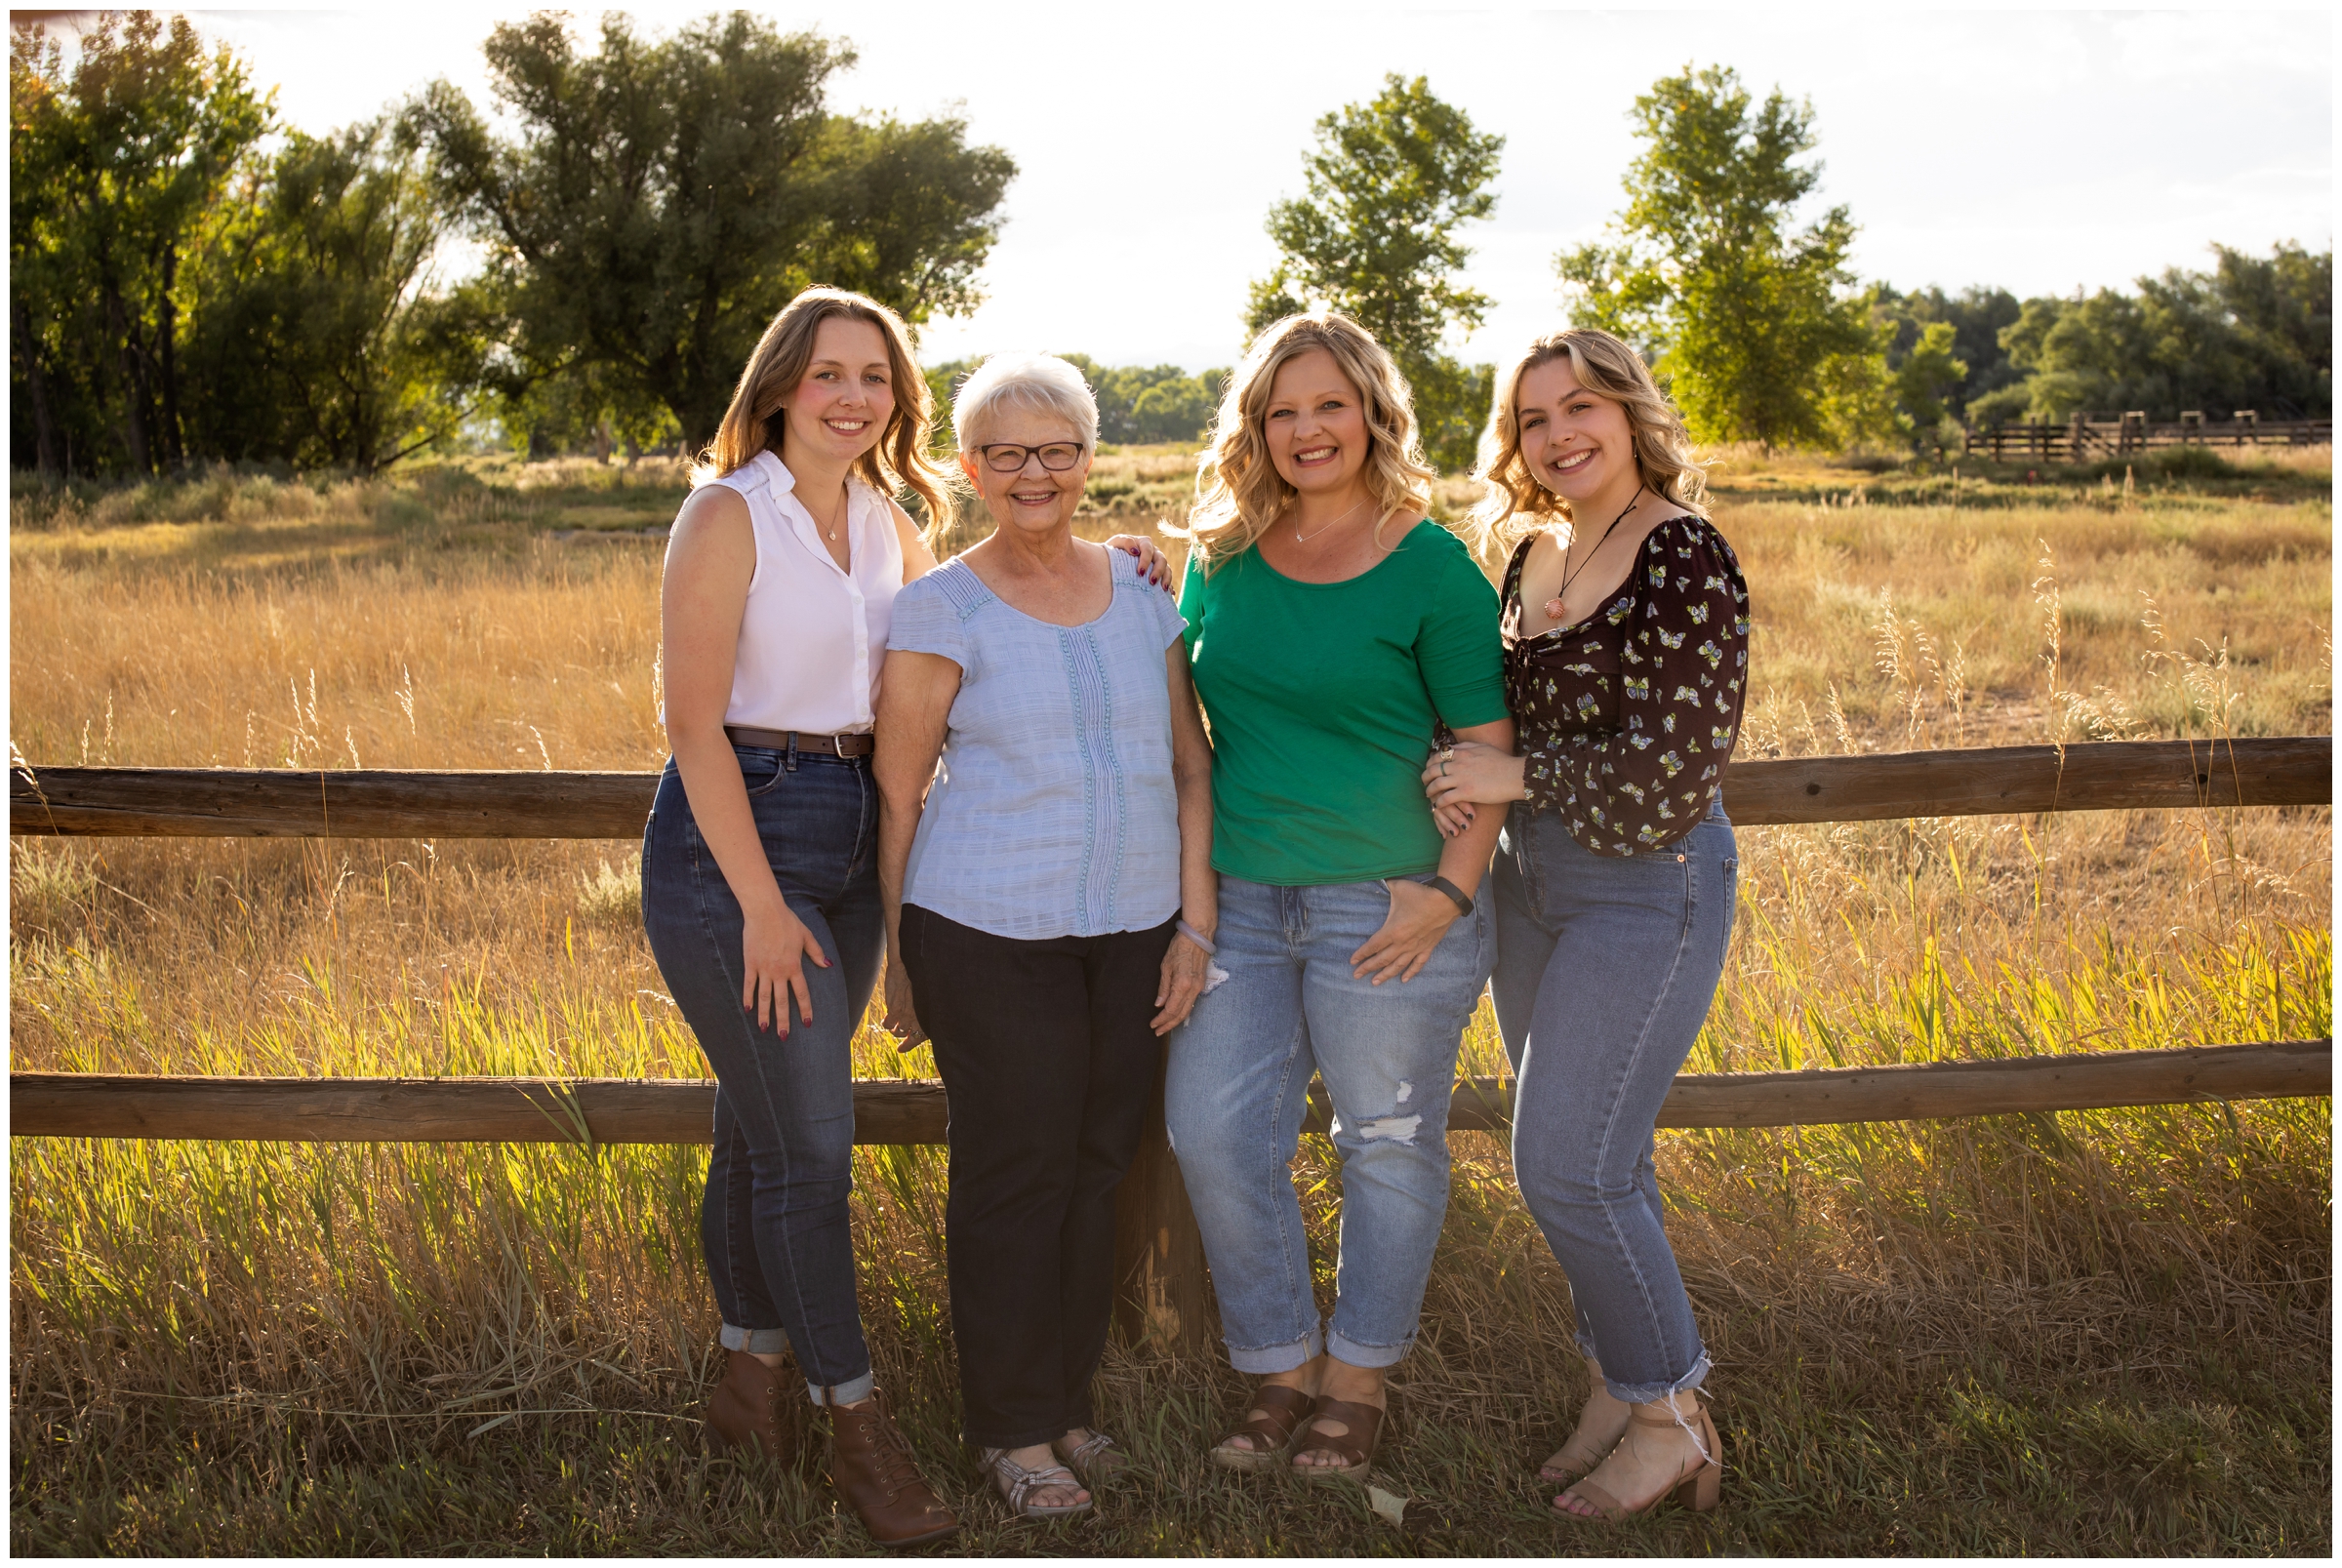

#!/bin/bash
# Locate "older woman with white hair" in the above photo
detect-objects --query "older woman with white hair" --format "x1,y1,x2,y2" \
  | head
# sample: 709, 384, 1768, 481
873, 353, 1217, 1519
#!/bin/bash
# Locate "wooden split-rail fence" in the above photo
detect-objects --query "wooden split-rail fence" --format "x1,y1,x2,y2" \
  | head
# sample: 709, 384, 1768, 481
1962, 411, 2331, 463
10, 735, 2334, 1353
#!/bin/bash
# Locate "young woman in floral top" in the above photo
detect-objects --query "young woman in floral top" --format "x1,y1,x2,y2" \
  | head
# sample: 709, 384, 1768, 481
1425, 328, 1749, 1525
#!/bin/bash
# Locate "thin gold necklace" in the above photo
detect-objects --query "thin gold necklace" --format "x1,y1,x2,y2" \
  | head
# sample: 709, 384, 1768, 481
1293, 496, 1374, 544
809, 484, 848, 543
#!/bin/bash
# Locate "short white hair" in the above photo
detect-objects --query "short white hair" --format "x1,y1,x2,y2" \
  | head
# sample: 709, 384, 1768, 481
951, 353, 1100, 453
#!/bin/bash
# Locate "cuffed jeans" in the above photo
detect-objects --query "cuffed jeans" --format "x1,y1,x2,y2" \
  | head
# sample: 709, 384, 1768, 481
901, 904, 1168, 1448
1165, 873, 1494, 1374
640, 745, 879, 1408
1491, 801, 1737, 1405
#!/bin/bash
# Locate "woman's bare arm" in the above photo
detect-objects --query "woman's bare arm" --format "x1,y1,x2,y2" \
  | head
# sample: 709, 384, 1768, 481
1153, 642, 1217, 1034
871, 648, 962, 1047
887, 498, 942, 583
662, 485, 831, 1033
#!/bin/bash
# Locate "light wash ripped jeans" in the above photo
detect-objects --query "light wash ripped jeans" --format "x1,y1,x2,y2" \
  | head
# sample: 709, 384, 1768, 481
1491, 799, 1738, 1405
1165, 872, 1494, 1373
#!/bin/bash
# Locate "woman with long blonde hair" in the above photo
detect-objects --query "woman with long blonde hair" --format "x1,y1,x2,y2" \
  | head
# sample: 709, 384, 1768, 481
639, 287, 1163, 1545
1425, 327, 1751, 1523
1163, 312, 1514, 1479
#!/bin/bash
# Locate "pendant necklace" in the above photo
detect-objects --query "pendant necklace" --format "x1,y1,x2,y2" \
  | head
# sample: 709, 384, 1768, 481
1542, 486, 1645, 625
1293, 496, 1374, 544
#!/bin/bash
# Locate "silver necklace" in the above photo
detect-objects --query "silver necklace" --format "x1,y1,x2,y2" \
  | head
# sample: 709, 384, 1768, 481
1293, 496, 1374, 544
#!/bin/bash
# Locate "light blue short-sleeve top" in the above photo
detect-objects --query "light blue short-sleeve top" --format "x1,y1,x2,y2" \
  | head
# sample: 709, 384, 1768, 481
890, 546, 1191, 942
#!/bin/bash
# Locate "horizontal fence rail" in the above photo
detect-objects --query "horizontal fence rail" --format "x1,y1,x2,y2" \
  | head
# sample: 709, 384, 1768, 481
9, 737, 2328, 839
13, 1042, 2328, 1146
1962, 415, 2330, 462
10, 736, 2330, 1353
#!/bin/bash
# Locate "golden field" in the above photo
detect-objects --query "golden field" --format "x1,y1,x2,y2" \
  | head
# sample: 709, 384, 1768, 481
8, 447, 2332, 1553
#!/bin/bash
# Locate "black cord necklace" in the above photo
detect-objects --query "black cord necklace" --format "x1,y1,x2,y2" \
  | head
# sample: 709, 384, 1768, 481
1540, 486, 1645, 625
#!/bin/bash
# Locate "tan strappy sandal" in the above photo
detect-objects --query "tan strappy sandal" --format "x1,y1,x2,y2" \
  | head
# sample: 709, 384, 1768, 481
1555, 1401, 1722, 1522
1210, 1384, 1315, 1471
1290, 1394, 1385, 1481
1539, 1429, 1622, 1487
1538, 1386, 1633, 1483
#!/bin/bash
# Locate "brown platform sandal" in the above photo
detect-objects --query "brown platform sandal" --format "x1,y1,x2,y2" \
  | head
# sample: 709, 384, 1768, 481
1290, 1395, 1384, 1481
1210, 1384, 1316, 1471
1555, 1402, 1721, 1522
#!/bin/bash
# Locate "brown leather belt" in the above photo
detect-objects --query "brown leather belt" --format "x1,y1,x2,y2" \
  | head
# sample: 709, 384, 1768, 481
724, 725, 874, 758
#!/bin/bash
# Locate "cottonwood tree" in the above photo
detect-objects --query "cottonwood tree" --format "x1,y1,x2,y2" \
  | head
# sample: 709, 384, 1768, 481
1246, 74, 1504, 471
417, 12, 1015, 450
10, 15, 266, 476
1561, 64, 1878, 451
182, 118, 468, 472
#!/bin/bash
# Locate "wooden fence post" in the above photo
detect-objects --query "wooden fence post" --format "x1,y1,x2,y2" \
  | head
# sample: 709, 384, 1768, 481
1110, 1061, 1209, 1355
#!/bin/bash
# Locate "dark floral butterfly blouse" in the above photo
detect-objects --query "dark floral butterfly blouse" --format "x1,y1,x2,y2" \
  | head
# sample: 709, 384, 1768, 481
1502, 515, 1752, 857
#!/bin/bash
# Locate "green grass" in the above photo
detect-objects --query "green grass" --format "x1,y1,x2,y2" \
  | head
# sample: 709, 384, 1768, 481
11, 914, 2328, 1554
9, 452, 2330, 1554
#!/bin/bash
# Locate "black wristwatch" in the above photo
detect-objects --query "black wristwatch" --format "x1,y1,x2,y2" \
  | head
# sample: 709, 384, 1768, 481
1425, 874, 1474, 918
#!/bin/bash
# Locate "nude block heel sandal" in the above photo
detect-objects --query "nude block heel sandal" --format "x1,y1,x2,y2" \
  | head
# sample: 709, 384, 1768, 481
1556, 1403, 1722, 1522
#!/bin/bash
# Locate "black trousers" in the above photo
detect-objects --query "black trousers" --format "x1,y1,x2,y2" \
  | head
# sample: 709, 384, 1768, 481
899, 904, 1171, 1448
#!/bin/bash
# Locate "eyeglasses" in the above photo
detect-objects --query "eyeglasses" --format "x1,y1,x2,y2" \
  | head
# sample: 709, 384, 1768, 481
975, 441, 1085, 474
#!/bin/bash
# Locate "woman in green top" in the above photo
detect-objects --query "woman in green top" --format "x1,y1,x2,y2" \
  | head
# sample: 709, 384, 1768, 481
1164, 312, 1514, 1477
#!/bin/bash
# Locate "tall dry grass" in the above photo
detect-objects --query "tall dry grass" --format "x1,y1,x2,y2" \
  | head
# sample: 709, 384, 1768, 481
9, 456, 2331, 1553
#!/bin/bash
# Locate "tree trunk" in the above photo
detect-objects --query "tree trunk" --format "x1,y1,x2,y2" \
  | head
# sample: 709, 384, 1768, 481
158, 243, 185, 470
14, 298, 61, 480
104, 281, 152, 474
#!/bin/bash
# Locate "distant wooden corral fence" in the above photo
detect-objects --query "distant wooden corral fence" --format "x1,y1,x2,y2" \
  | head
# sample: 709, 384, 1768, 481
1962, 411, 2331, 463
10, 735, 2334, 1352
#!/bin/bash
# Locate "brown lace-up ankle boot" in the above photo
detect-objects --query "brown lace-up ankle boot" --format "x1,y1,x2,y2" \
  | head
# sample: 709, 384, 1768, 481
705, 1349, 795, 1466
825, 1388, 961, 1547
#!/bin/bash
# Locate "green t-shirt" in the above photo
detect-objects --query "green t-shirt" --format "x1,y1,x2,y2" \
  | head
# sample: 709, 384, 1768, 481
1180, 518, 1508, 886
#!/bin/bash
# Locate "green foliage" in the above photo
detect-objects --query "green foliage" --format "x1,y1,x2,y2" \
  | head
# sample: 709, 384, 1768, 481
177, 120, 464, 472
1244, 74, 1503, 471
10, 15, 268, 476
1893, 322, 1968, 433
1062, 357, 1229, 445
1870, 284, 2024, 422
923, 355, 1228, 448
1559, 64, 1882, 451
1975, 244, 2333, 425
414, 12, 1015, 451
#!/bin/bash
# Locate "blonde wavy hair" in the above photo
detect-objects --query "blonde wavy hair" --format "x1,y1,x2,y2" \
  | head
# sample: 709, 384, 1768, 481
1181, 311, 1435, 570
1469, 328, 1708, 547
692, 286, 954, 535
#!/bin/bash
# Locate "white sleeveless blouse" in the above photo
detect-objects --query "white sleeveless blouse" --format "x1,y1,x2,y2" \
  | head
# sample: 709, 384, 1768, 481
702, 450, 905, 735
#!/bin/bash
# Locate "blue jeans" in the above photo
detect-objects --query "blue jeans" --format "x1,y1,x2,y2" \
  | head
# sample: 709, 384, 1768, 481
1165, 874, 1495, 1373
639, 746, 880, 1407
1491, 801, 1737, 1405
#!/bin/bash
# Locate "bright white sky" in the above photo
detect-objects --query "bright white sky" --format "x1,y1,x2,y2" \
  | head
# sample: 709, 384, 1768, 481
73, 5, 2342, 372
